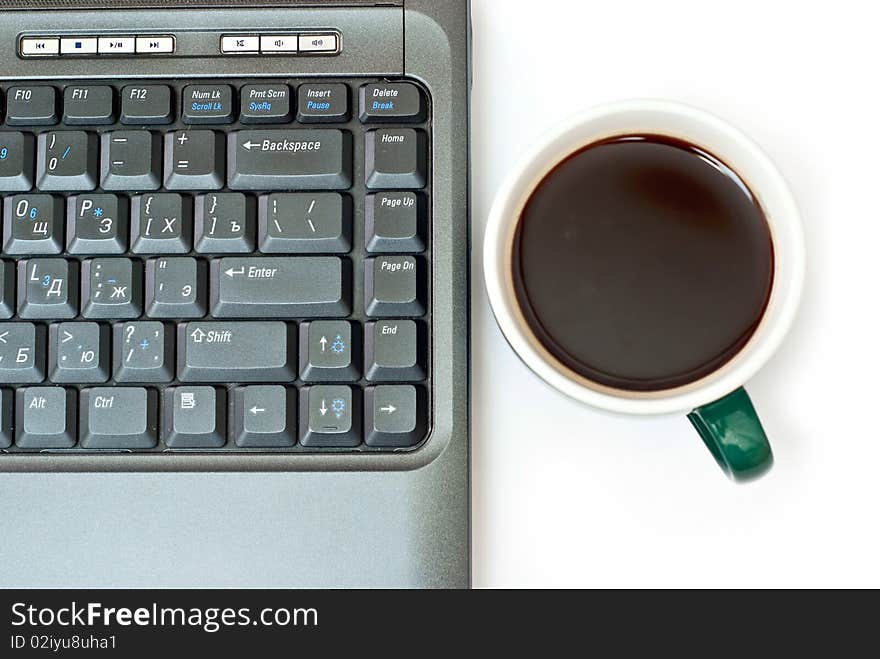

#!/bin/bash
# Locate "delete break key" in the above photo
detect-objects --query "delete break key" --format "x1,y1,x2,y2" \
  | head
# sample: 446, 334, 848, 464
359, 82, 426, 123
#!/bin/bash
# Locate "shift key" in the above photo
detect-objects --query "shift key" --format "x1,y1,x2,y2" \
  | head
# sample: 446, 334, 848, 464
227, 129, 351, 190
211, 257, 351, 318
178, 321, 296, 382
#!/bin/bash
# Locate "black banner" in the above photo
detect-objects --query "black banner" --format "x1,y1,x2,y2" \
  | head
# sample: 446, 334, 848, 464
0, 589, 866, 654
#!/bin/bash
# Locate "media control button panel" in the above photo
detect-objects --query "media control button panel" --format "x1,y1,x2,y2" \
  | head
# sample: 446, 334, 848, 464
19, 32, 341, 58
20, 35, 175, 58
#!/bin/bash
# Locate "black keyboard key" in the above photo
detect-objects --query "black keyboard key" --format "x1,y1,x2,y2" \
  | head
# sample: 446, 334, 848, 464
81, 258, 143, 319
36, 130, 99, 191
48, 322, 110, 384
178, 321, 296, 383
0, 322, 46, 384
63, 86, 114, 125
66, 194, 128, 255
366, 192, 426, 253
145, 257, 207, 318
365, 320, 426, 382
227, 129, 352, 190
365, 255, 425, 317
182, 84, 234, 124
258, 192, 351, 253
100, 131, 162, 191
364, 385, 426, 447
365, 128, 427, 189
15, 386, 76, 448
2, 194, 64, 254
6, 86, 58, 126
297, 83, 349, 123
299, 320, 359, 382
121, 85, 172, 125
194, 193, 255, 253
0, 389, 11, 448
17, 258, 78, 319
164, 130, 225, 190
131, 193, 193, 254
0, 132, 35, 192
113, 321, 174, 383
240, 84, 292, 124
0, 261, 14, 319
299, 385, 360, 448
359, 82, 425, 123
210, 256, 350, 318
232, 385, 296, 447
80, 387, 158, 449
163, 386, 226, 448
0, 75, 433, 457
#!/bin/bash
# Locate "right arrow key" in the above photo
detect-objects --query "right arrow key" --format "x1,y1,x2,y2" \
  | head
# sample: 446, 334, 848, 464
365, 385, 426, 448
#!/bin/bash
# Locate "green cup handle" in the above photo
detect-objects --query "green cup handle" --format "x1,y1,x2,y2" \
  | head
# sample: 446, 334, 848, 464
687, 387, 773, 482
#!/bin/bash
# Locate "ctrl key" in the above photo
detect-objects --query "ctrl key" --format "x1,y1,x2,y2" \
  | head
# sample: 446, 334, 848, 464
15, 387, 76, 448
80, 387, 158, 449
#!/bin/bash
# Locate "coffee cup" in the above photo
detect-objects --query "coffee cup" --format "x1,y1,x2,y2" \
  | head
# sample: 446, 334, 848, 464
483, 100, 805, 481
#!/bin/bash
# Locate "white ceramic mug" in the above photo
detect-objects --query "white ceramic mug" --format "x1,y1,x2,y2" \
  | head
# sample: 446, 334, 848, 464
484, 100, 805, 481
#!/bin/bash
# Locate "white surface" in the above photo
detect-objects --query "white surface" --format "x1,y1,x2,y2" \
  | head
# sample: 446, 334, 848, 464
483, 99, 805, 415
471, 0, 874, 587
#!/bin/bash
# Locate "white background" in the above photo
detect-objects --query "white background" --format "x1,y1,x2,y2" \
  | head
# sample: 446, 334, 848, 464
471, 0, 876, 587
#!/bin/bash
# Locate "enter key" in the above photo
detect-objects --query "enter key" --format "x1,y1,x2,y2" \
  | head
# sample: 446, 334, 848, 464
210, 256, 351, 318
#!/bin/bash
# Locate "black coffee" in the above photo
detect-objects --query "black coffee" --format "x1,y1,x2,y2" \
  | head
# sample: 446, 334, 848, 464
513, 135, 774, 391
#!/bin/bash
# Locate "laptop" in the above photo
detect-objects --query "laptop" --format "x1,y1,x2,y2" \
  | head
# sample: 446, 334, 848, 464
0, 0, 470, 589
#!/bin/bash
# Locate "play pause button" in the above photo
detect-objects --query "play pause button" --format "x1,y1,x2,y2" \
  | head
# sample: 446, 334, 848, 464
98, 37, 135, 54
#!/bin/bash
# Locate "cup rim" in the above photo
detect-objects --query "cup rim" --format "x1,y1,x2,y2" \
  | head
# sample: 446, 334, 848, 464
483, 99, 806, 416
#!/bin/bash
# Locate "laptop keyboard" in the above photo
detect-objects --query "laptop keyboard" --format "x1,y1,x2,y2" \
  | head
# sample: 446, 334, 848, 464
0, 78, 431, 454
